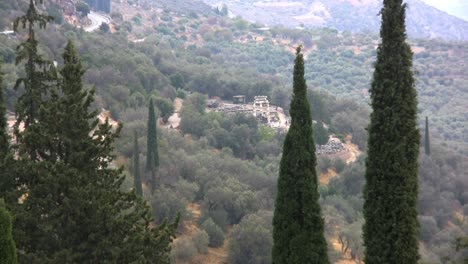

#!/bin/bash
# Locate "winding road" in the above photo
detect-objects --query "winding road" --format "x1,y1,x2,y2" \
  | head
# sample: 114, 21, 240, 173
84, 11, 111, 32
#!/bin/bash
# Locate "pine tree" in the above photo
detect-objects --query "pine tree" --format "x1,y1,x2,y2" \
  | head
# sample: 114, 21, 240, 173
13, 0, 55, 161
272, 46, 329, 264
10, 40, 177, 262
424, 116, 430, 156
5, 2, 56, 255
363, 1, 420, 263
133, 130, 143, 196
0, 200, 17, 264
146, 98, 159, 193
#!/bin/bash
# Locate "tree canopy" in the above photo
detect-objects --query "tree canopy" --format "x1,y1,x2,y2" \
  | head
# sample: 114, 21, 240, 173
272, 46, 329, 264
363, 0, 420, 263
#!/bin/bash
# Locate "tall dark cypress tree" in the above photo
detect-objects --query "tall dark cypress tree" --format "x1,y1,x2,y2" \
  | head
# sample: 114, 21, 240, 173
272, 46, 329, 264
146, 98, 159, 193
0, 62, 8, 161
0, 200, 17, 264
363, 1, 420, 263
133, 130, 143, 196
424, 116, 430, 156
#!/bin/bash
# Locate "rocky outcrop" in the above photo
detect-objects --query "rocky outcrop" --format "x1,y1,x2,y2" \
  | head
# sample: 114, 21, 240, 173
316, 138, 346, 155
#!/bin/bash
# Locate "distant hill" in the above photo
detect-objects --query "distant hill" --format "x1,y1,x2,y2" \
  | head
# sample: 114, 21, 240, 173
85, 0, 111, 13
201, 0, 468, 40
157, 0, 215, 16
422, 0, 468, 21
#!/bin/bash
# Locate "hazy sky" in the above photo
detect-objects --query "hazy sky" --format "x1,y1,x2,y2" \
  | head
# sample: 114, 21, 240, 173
421, 0, 468, 21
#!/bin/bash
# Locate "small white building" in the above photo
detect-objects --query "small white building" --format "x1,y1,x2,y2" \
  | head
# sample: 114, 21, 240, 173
253, 96, 270, 123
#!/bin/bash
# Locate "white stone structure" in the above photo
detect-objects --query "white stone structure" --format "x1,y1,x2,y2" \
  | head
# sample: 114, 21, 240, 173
253, 96, 270, 123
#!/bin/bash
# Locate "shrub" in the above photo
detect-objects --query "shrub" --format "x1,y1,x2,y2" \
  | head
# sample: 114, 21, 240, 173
171, 237, 197, 261
152, 187, 187, 224
176, 89, 186, 99
201, 218, 224, 247
191, 230, 209, 254
228, 211, 272, 264
333, 158, 346, 173
317, 156, 332, 173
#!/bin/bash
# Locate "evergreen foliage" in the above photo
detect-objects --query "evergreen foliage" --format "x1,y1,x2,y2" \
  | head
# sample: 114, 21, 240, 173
9, 32, 177, 262
85, 0, 111, 13
363, 1, 420, 263
75, 2, 90, 17
13, 0, 56, 161
0, 62, 14, 195
272, 46, 329, 264
424, 116, 430, 156
0, 62, 8, 161
99, 22, 110, 32
146, 98, 159, 193
201, 218, 225, 248
133, 130, 143, 196
456, 236, 468, 261
313, 121, 329, 145
0, 200, 17, 264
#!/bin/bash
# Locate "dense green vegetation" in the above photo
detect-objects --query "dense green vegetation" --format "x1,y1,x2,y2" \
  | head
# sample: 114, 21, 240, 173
1, 1, 177, 262
202, 0, 468, 40
146, 98, 160, 193
363, 0, 420, 262
0, 0, 466, 263
2, 2, 466, 153
272, 47, 329, 263
0, 200, 17, 264
0, 62, 8, 162
133, 130, 143, 196
425, 116, 431, 156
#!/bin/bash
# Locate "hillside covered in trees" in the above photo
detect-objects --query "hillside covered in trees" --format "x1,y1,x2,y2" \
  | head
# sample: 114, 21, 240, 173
0, 0, 467, 263
201, 0, 468, 40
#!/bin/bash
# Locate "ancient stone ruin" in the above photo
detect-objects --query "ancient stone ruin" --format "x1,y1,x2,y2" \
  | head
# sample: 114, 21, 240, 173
206, 95, 290, 130
316, 137, 346, 155
204, 95, 346, 155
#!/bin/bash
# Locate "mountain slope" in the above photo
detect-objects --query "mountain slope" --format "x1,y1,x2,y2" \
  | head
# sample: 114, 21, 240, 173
202, 0, 468, 40
422, 0, 468, 21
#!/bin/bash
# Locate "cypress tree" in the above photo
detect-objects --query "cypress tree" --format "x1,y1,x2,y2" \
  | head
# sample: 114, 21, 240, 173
363, 1, 420, 263
133, 130, 143, 196
424, 116, 430, 156
0, 62, 8, 160
272, 46, 329, 264
146, 98, 159, 193
0, 200, 17, 264
0, 61, 17, 207
0, 62, 14, 195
